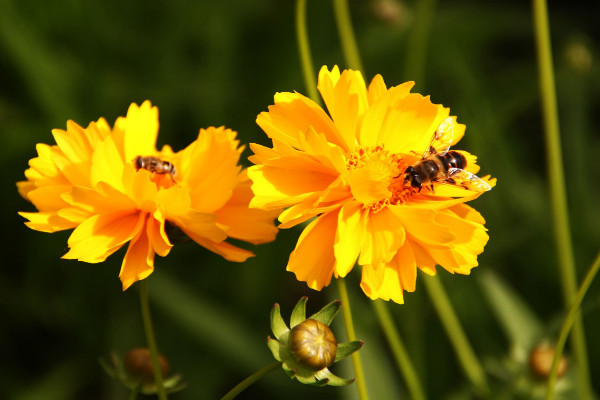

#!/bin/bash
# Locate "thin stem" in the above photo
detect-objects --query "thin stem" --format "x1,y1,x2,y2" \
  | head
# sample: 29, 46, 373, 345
220, 361, 281, 400
139, 280, 168, 400
532, 0, 591, 397
423, 276, 489, 396
332, 0, 364, 72
128, 385, 140, 400
295, 0, 320, 104
545, 250, 600, 400
337, 278, 369, 400
372, 300, 427, 400
403, 0, 437, 85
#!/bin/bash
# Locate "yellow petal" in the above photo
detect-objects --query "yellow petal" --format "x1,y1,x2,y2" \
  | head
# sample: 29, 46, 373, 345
278, 198, 342, 229
91, 135, 125, 192
377, 94, 448, 154
360, 263, 392, 301
367, 74, 388, 104
256, 91, 342, 150
317, 66, 368, 153
26, 184, 72, 211
390, 206, 454, 249
287, 210, 339, 290
247, 163, 337, 210
358, 207, 406, 266
63, 182, 137, 215
178, 127, 242, 212
148, 210, 172, 257
215, 173, 279, 244
334, 201, 366, 277
358, 81, 415, 147
158, 186, 228, 243
120, 216, 155, 290
122, 101, 159, 163
190, 237, 255, 262
63, 211, 144, 263
19, 211, 77, 233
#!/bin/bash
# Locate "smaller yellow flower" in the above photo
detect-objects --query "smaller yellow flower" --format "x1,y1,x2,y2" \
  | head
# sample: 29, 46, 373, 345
18, 101, 279, 289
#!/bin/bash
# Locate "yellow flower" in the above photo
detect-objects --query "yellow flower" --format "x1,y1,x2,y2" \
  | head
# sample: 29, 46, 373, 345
248, 66, 496, 304
18, 101, 279, 290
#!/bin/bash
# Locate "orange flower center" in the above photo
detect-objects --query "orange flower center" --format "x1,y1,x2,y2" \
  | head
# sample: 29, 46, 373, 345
346, 145, 416, 212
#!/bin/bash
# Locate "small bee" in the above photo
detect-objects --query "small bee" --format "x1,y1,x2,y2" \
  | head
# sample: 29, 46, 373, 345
134, 156, 176, 176
403, 117, 491, 192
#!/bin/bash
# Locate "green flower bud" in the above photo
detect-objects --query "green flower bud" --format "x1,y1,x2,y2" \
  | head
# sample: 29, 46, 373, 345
289, 319, 337, 371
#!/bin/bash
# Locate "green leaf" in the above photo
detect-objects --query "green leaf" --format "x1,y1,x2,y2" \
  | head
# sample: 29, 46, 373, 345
478, 270, 543, 349
309, 300, 341, 326
290, 296, 308, 328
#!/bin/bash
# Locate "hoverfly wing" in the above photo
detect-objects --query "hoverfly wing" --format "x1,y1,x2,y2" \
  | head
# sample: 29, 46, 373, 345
447, 168, 492, 192
422, 117, 455, 159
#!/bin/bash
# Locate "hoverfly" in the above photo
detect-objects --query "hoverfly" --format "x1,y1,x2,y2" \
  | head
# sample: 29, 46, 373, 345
403, 117, 491, 192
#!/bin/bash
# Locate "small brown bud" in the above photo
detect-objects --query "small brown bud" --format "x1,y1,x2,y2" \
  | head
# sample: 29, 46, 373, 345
529, 344, 567, 379
289, 319, 337, 371
124, 348, 170, 383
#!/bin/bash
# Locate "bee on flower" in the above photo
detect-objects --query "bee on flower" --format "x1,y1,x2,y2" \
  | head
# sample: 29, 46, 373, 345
18, 101, 279, 290
248, 66, 496, 304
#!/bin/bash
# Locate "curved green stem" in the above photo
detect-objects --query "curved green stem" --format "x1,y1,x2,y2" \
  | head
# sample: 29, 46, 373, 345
337, 278, 369, 400
372, 300, 426, 400
220, 361, 281, 400
545, 250, 600, 400
295, 0, 320, 104
139, 280, 168, 400
128, 385, 140, 400
532, 0, 591, 397
332, 0, 364, 72
423, 276, 489, 396
403, 0, 437, 85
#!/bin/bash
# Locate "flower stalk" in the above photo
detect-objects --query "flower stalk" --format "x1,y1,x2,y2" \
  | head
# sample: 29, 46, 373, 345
372, 300, 426, 400
139, 280, 168, 400
220, 361, 281, 400
532, 0, 591, 397
337, 279, 369, 400
332, 0, 364, 73
545, 250, 600, 400
295, 0, 319, 105
423, 276, 489, 396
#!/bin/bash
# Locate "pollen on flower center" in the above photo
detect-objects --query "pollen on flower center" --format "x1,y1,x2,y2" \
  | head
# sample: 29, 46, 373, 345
346, 145, 414, 211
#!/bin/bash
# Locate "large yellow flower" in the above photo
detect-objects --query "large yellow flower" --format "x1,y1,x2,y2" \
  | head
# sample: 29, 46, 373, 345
248, 66, 496, 304
18, 101, 279, 290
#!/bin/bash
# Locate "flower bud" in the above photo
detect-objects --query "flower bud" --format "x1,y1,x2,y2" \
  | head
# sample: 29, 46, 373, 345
289, 319, 337, 371
529, 344, 567, 379
124, 348, 170, 384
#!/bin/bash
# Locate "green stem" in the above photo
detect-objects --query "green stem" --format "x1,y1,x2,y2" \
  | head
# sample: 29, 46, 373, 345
295, 0, 320, 104
337, 278, 369, 400
128, 385, 140, 400
372, 300, 426, 400
220, 361, 281, 400
545, 250, 600, 400
332, 0, 364, 72
423, 276, 489, 396
139, 280, 168, 400
403, 0, 437, 85
532, 0, 591, 397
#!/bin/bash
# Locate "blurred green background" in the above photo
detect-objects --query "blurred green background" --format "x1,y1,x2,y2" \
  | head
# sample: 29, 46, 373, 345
3, 0, 599, 399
